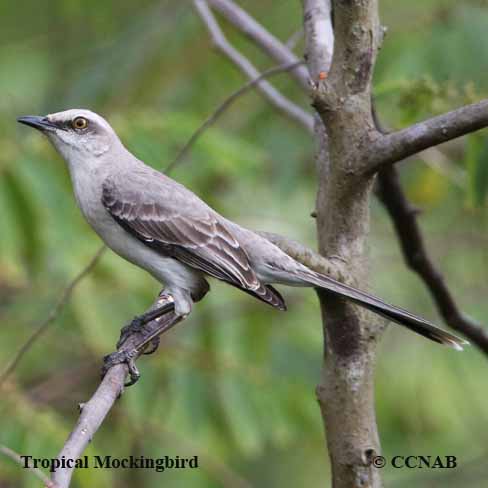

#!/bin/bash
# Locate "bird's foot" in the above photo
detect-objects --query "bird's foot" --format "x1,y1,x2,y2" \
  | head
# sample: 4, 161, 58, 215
117, 316, 144, 349
103, 294, 178, 388
117, 316, 160, 353
116, 297, 175, 351
142, 336, 160, 355
101, 348, 140, 387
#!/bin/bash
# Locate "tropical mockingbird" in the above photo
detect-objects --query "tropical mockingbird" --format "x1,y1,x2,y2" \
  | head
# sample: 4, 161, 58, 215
18, 109, 467, 383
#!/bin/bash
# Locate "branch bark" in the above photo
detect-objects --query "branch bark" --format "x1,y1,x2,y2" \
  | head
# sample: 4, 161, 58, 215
365, 99, 488, 174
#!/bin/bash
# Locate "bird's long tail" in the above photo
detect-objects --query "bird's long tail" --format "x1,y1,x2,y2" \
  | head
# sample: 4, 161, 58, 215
301, 269, 468, 351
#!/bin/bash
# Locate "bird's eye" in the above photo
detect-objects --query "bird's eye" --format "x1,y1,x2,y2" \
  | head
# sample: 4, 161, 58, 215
72, 117, 88, 130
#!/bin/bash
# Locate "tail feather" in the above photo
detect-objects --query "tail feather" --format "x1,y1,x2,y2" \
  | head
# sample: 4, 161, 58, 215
304, 270, 468, 351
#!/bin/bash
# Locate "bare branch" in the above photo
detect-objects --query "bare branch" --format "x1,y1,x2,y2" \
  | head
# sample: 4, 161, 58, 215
0, 444, 56, 488
51, 363, 127, 487
166, 60, 310, 173
193, 0, 312, 131
51, 296, 179, 488
366, 99, 488, 174
0, 246, 106, 389
207, 0, 309, 89
376, 166, 488, 352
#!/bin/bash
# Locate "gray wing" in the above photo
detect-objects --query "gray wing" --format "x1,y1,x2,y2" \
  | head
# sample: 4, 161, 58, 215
101, 174, 286, 310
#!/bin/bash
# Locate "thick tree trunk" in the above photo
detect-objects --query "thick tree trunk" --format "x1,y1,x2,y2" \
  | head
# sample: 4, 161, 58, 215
314, 145, 382, 488
303, 1, 384, 486
314, 113, 383, 488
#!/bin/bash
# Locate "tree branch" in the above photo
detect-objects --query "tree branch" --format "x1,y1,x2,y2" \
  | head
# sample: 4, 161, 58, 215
376, 166, 488, 352
51, 296, 179, 488
207, 0, 310, 90
366, 99, 488, 174
193, 0, 313, 131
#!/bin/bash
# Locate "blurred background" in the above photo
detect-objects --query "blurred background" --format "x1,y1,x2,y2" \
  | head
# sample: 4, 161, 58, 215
1, 0, 488, 486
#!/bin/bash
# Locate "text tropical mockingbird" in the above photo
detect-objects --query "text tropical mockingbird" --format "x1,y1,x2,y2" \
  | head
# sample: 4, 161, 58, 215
18, 109, 467, 383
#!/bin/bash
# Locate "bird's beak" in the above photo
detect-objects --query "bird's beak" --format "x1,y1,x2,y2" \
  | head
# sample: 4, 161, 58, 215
17, 115, 59, 132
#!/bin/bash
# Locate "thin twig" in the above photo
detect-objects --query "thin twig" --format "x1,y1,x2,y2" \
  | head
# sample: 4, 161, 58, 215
0, 246, 106, 388
0, 444, 56, 488
193, 0, 313, 132
166, 60, 308, 173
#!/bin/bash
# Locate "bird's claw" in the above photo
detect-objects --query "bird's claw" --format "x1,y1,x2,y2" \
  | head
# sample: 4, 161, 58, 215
116, 316, 145, 349
116, 297, 174, 350
101, 349, 141, 387
105, 297, 176, 388
116, 317, 161, 355
142, 336, 160, 355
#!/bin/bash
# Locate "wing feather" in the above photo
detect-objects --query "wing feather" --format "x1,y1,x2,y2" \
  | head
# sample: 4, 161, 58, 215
101, 176, 285, 310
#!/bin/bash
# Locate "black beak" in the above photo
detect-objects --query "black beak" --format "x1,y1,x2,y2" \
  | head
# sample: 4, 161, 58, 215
17, 115, 59, 132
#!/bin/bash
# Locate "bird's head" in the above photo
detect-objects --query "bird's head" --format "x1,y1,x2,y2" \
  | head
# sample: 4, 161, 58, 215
17, 109, 120, 163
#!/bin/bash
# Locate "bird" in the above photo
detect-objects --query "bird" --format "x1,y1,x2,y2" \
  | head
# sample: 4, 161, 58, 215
18, 109, 467, 379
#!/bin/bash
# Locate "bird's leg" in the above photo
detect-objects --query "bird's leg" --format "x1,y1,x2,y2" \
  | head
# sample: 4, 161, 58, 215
116, 292, 175, 351
102, 310, 184, 387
